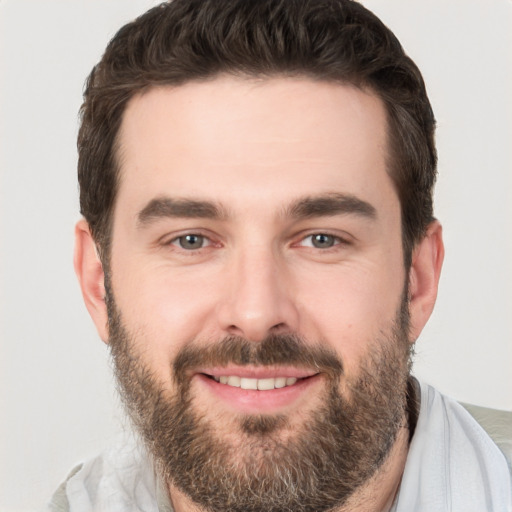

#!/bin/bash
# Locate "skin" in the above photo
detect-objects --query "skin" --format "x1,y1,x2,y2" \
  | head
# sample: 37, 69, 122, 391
74, 76, 444, 511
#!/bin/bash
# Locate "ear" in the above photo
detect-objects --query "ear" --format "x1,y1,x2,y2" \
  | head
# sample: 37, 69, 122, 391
408, 221, 444, 341
74, 219, 109, 343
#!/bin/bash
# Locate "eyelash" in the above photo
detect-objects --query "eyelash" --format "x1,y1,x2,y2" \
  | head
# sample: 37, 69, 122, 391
166, 233, 214, 251
297, 233, 348, 250
163, 231, 349, 253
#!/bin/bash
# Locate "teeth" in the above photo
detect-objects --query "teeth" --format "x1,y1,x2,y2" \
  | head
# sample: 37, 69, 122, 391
274, 377, 287, 388
257, 378, 275, 391
227, 376, 241, 387
213, 375, 300, 390
240, 377, 258, 390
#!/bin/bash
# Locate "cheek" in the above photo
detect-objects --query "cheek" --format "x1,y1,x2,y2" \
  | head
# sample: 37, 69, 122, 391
296, 262, 405, 370
109, 259, 221, 372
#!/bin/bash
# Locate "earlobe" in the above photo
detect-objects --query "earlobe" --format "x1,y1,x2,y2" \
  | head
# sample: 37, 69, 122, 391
407, 221, 444, 342
74, 219, 109, 343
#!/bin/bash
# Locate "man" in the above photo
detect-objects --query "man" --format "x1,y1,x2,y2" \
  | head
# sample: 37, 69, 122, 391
49, 0, 511, 511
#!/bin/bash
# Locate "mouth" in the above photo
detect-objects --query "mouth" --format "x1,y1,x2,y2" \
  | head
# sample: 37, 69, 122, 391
196, 368, 321, 414
208, 374, 303, 390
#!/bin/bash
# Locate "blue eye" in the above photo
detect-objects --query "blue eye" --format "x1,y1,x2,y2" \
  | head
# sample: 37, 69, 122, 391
310, 233, 336, 248
175, 234, 206, 250
299, 233, 339, 249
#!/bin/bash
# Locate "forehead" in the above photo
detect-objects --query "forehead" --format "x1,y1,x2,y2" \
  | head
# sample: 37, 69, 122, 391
115, 76, 394, 215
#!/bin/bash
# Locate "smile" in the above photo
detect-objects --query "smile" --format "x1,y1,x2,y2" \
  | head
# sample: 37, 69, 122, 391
196, 369, 321, 414
211, 375, 299, 390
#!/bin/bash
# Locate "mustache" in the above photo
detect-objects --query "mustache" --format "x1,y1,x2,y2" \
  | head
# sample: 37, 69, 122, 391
173, 333, 343, 383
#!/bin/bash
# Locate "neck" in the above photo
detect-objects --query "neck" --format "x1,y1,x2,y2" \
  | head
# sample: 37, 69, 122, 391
334, 422, 410, 512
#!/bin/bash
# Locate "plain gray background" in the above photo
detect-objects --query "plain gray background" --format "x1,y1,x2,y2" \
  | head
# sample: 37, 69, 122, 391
1, 1, 511, 510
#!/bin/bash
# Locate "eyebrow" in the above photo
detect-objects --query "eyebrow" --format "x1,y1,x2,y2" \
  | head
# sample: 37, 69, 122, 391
137, 197, 226, 226
137, 192, 376, 228
285, 193, 377, 220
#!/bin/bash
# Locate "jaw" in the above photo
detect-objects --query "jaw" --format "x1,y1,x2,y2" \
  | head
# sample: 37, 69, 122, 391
163, 380, 411, 512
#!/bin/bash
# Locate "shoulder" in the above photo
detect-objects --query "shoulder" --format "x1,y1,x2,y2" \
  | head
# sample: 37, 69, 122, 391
461, 401, 512, 472
45, 435, 160, 512
395, 381, 512, 512
419, 382, 511, 471
46, 465, 82, 512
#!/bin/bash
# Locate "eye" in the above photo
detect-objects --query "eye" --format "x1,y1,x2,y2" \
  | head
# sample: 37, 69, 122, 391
172, 234, 210, 250
300, 233, 340, 249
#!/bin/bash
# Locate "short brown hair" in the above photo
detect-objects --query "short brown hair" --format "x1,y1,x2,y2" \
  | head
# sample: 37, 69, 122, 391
78, 0, 436, 266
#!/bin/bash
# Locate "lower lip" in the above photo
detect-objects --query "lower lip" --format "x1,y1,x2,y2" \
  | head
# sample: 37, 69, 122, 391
196, 373, 321, 414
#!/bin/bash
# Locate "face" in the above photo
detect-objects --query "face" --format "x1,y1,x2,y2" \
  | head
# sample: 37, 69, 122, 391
91, 77, 417, 510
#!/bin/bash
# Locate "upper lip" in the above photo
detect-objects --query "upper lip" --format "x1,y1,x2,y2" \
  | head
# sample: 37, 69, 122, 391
196, 366, 319, 379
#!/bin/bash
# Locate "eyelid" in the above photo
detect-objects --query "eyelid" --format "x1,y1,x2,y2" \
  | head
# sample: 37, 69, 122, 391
294, 230, 352, 248
171, 234, 212, 249
299, 234, 341, 248
159, 229, 218, 250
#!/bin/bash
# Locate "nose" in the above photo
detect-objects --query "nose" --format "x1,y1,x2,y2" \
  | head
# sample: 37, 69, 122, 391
216, 246, 299, 342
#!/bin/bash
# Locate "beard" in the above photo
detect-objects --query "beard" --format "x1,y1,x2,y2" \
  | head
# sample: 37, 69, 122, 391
106, 288, 412, 512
